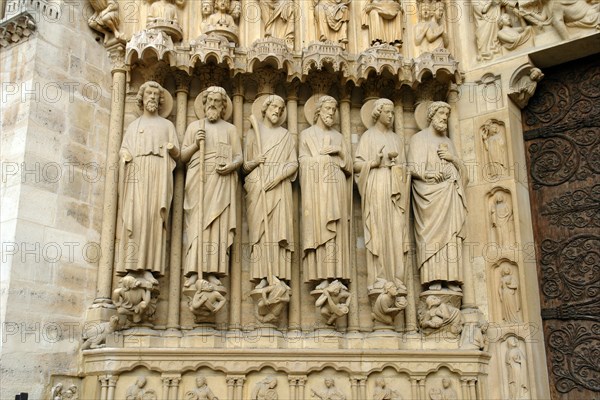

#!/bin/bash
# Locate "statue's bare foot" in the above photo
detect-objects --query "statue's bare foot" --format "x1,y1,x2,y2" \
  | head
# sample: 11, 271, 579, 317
183, 273, 198, 288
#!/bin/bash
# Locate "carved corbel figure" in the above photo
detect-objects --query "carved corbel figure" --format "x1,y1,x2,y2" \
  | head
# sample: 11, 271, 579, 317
509, 67, 544, 108
250, 276, 291, 324
368, 279, 408, 327
187, 279, 227, 322
419, 295, 463, 337
87, 0, 125, 44
112, 271, 159, 327
81, 315, 119, 350
313, 280, 351, 326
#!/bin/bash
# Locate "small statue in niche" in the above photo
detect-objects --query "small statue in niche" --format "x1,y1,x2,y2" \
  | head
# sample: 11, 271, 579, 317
299, 95, 352, 289
497, 13, 533, 50
505, 336, 529, 400
185, 375, 219, 400
252, 376, 278, 400
355, 98, 407, 290
509, 67, 544, 108
480, 119, 508, 179
429, 379, 457, 400
201, 0, 240, 42
499, 265, 521, 323
245, 95, 297, 291
314, 280, 351, 325
369, 279, 408, 326
88, 0, 125, 44
260, 0, 295, 48
115, 81, 179, 323
81, 315, 119, 349
415, 1, 449, 53
311, 378, 346, 400
314, 0, 351, 48
112, 272, 159, 327
361, 0, 403, 48
182, 86, 242, 291
372, 378, 402, 400
126, 377, 157, 400
188, 279, 227, 322
490, 190, 515, 248
419, 295, 463, 337
147, 0, 184, 23
407, 101, 468, 293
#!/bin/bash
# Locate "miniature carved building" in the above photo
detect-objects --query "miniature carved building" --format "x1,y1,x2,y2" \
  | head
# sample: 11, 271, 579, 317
1, 0, 599, 398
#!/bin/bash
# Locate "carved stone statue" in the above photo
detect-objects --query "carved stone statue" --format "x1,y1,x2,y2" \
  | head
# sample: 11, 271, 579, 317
370, 280, 408, 326
419, 295, 463, 336
250, 276, 291, 324
505, 336, 529, 400
52, 383, 79, 400
355, 98, 407, 287
116, 81, 180, 278
299, 96, 352, 288
251, 376, 278, 399
509, 68, 544, 108
480, 119, 508, 178
146, 0, 185, 40
473, 0, 506, 60
88, 0, 124, 44
314, 0, 351, 48
311, 378, 346, 400
182, 86, 242, 288
499, 266, 521, 323
415, 1, 449, 53
81, 315, 119, 349
185, 375, 219, 400
440, 379, 458, 400
201, 0, 240, 42
461, 320, 489, 350
361, 0, 403, 47
490, 191, 515, 248
244, 95, 298, 289
497, 13, 533, 50
372, 378, 401, 400
126, 377, 157, 400
188, 278, 227, 322
314, 280, 351, 325
407, 101, 468, 292
113, 272, 159, 326
260, 0, 295, 48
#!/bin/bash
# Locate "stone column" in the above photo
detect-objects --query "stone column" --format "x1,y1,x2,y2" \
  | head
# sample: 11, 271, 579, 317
166, 71, 191, 333
418, 378, 426, 400
106, 376, 118, 400
468, 379, 478, 400
229, 76, 244, 330
288, 376, 298, 400
340, 84, 359, 332
297, 377, 307, 399
93, 42, 127, 305
410, 377, 419, 400
460, 378, 470, 400
99, 376, 109, 400
162, 377, 171, 400
234, 376, 245, 399
226, 377, 236, 399
287, 80, 301, 331
358, 377, 367, 399
350, 378, 359, 399
169, 377, 181, 400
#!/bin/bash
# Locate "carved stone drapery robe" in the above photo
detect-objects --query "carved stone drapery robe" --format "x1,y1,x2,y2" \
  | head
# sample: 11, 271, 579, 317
354, 127, 407, 286
117, 116, 179, 276
299, 125, 352, 283
244, 122, 297, 281
182, 118, 241, 278
361, 0, 402, 44
408, 127, 468, 285
314, 0, 350, 44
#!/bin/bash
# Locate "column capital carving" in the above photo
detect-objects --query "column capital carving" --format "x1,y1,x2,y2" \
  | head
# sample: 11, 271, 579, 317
107, 43, 127, 74
287, 79, 300, 100
255, 66, 283, 96
309, 72, 335, 96
174, 71, 191, 93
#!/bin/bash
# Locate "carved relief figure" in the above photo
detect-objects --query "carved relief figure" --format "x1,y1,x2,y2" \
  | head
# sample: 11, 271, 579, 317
251, 276, 291, 323
182, 86, 242, 287
299, 96, 352, 287
112, 272, 159, 325
373, 377, 401, 400
355, 98, 407, 287
490, 191, 515, 247
315, 279, 351, 325
260, 0, 295, 47
499, 266, 521, 323
126, 377, 157, 400
497, 13, 533, 50
314, 0, 351, 47
52, 383, 79, 400
370, 280, 407, 326
147, 0, 183, 23
415, 1, 449, 52
201, 0, 240, 42
407, 102, 468, 292
245, 95, 298, 289
88, 0, 124, 44
505, 337, 529, 400
481, 119, 508, 178
361, 0, 403, 47
251, 376, 278, 399
509, 67, 544, 108
189, 279, 227, 321
440, 379, 458, 400
185, 375, 219, 400
311, 378, 346, 400
473, 0, 506, 60
81, 315, 119, 349
419, 295, 463, 336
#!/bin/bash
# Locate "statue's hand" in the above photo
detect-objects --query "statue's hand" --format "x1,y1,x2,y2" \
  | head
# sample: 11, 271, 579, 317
320, 145, 340, 156
216, 162, 236, 175
263, 176, 281, 191
437, 148, 454, 162
122, 151, 133, 163
195, 129, 206, 146
254, 154, 267, 164
425, 171, 445, 183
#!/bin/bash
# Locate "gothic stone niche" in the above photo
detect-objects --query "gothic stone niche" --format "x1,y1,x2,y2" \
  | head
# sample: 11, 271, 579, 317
367, 368, 411, 400
115, 369, 161, 400
181, 368, 226, 400
245, 368, 287, 399
425, 367, 462, 400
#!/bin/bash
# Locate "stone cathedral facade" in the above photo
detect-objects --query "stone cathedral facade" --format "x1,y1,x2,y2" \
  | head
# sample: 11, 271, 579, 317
1, 0, 599, 398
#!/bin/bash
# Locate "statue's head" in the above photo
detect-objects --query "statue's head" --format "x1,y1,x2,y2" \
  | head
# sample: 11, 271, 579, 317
136, 81, 165, 113
215, 0, 230, 12
427, 101, 451, 134
136, 376, 147, 388
498, 13, 511, 28
324, 378, 334, 388
530, 68, 544, 81
375, 378, 385, 387
426, 295, 441, 308
202, 86, 228, 122
372, 98, 394, 127
419, 2, 430, 20
315, 95, 337, 126
261, 95, 286, 125
383, 281, 397, 296
442, 378, 450, 389
433, 1, 444, 20
196, 375, 207, 387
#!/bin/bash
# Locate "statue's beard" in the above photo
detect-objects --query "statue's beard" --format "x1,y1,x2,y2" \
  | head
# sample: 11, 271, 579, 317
432, 118, 447, 133
145, 101, 158, 113
322, 114, 334, 127
206, 107, 220, 122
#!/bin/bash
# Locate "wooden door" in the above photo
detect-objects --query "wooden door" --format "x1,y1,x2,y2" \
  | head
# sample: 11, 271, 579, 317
522, 54, 600, 399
